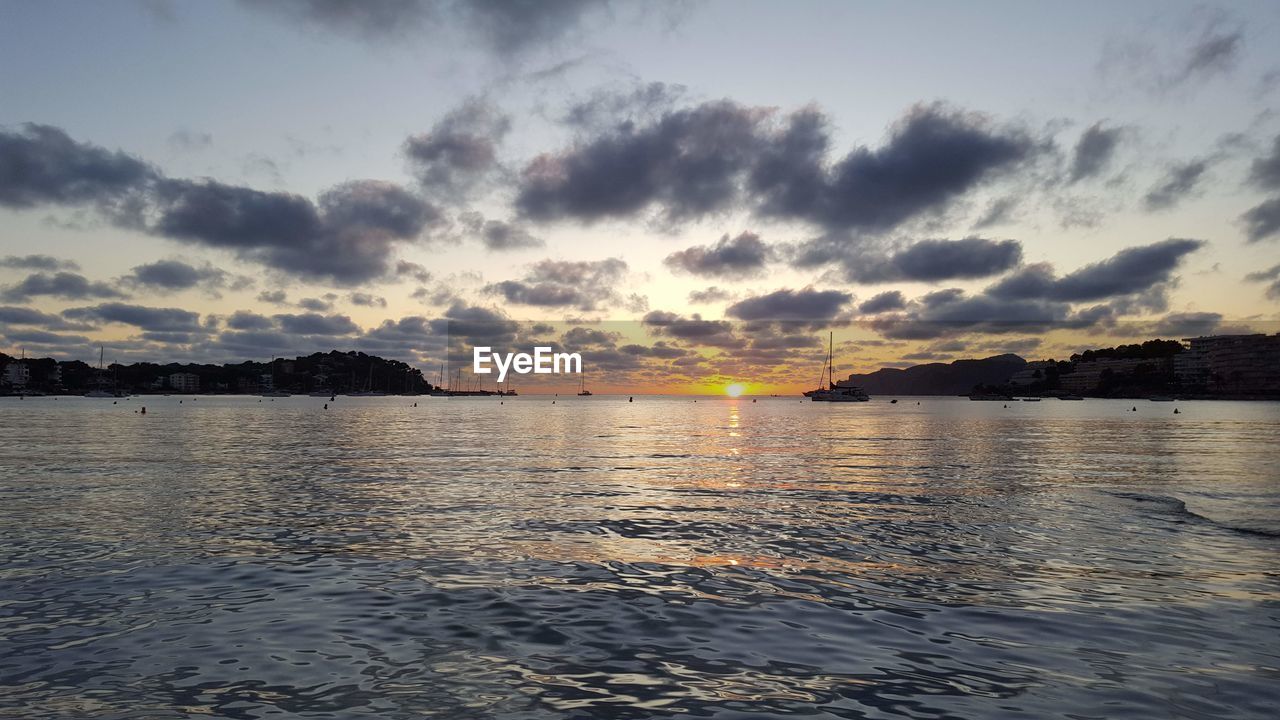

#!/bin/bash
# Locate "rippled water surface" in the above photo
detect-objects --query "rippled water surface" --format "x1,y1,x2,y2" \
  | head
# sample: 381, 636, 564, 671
2, 395, 1279, 718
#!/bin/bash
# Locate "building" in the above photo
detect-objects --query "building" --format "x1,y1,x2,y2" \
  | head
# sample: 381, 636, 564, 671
3, 362, 30, 388
168, 372, 200, 393
1007, 360, 1053, 387
1175, 333, 1280, 396
1059, 357, 1168, 393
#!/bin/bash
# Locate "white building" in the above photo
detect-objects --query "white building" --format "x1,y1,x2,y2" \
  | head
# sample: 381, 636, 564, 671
169, 372, 200, 393
3, 362, 30, 387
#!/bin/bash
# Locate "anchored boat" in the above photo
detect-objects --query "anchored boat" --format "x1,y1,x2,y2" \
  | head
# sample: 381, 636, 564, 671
804, 332, 870, 402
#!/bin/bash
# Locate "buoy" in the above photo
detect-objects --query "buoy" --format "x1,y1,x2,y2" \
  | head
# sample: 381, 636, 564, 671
890, 399, 898, 404
629, 396, 633, 402
179, 400, 182, 404
1174, 408, 1181, 414
552, 400, 556, 404
1003, 404, 1007, 408
141, 407, 146, 414
323, 403, 328, 410
752, 398, 756, 403
1132, 406, 1137, 411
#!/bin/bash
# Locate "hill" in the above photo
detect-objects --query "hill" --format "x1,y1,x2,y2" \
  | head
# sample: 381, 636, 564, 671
846, 354, 1027, 395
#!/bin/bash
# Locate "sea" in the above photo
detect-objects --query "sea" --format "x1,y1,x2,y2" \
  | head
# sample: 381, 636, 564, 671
1, 394, 1278, 719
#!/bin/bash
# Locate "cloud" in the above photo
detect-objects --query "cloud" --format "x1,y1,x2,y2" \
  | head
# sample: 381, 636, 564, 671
562, 82, 687, 130
1, 271, 126, 302
484, 257, 627, 311
257, 289, 289, 305
62, 302, 202, 332
517, 101, 1036, 234
0, 255, 80, 272
238, 0, 613, 57
0, 123, 155, 209
153, 178, 439, 284
120, 259, 244, 294
1249, 136, 1280, 191
460, 212, 544, 250
835, 237, 1023, 284
858, 290, 907, 314
725, 287, 853, 323
0, 305, 96, 331
404, 99, 510, 199
687, 286, 734, 304
226, 310, 274, 330
1244, 263, 1280, 300
1179, 28, 1242, 83
663, 231, 773, 279
1143, 159, 1209, 210
272, 312, 359, 336
297, 296, 335, 312
168, 129, 212, 151
1146, 311, 1223, 337
988, 238, 1203, 302
642, 310, 738, 347
349, 292, 388, 308
1240, 197, 1280, 243
395, 260, 432, 283
1069, 122, 1123, 182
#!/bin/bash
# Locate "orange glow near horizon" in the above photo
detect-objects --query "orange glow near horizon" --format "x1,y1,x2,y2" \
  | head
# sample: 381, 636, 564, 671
725, 383, 745, 397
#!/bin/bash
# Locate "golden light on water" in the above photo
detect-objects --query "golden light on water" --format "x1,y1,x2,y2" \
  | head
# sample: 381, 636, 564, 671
725, 383, 745, 398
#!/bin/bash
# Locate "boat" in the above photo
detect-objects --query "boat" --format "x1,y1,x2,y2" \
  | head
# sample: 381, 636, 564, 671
968, 393, 1013, 401
804, 333, 870, 402
577, 366, 592, 396
1149, 396, 1175, 402
85, 346, 121, 398
1021, 397, 1042, 402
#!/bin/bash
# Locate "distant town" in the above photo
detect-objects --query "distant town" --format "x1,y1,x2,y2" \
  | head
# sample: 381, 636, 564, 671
1, 332, 1279, 399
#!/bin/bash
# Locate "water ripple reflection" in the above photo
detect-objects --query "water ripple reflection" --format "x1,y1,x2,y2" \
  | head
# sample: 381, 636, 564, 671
1, 395, 1278, 718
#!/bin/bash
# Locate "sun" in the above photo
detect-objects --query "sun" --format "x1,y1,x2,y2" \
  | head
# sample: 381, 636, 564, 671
725, 383, 745, 398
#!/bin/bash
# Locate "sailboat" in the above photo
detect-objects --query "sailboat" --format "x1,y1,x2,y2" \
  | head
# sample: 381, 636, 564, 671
804, 332, 870, 402
577, 365, 592, 396
85, 346, 117, 398
260, 356, 291, 397
345, 363, 385, 396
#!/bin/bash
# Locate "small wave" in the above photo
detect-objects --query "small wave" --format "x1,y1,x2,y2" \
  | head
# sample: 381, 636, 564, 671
1106, 491, 1280, 538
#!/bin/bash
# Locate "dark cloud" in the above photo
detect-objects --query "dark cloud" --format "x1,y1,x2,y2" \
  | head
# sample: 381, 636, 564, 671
1180, 28, 1242, 82
1146, 311, 1223, 337
988, 238, 1203, 303
687, 286, 733, 304
663, 231, 773, 279
0, 305, 96, 331
395, 260, 432, 283
1241, 197, 1280, 243
858, 290, 907, 314
1248, 136, 1280, 191
1143, 159, 1209, 210
273, 312, 359, 336
0, 123, 154, 209
642, 311, 739, 347
726, 287, 852, 323
122, 259, 229, 292
838, 237, 1023, 284
257, 289, 289, 305
1069, 122, 1123, 182
460, 212, 543, 250
404, 99, 510, 199
297, 296, 335, 312
518, 102, 1036, 233
562, 82, 687, 130
517, 100, 768, 225
62, 302, 202, 332
0, 255, 80, 271
1244, 263, 1280, 300
226, 310, 274, 331
485, 257, 627, 311
1, 271, 125, 302
238, 0, 612, 56
805, 105, 1035, 232
349, 292, 388, 308
153, 178, 439, 284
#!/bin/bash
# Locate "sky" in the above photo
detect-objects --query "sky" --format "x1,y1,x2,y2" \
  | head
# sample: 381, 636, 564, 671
2, 0, 1279, 393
